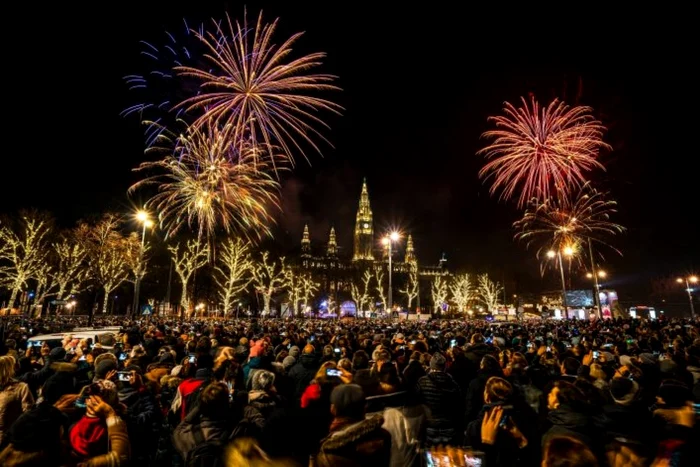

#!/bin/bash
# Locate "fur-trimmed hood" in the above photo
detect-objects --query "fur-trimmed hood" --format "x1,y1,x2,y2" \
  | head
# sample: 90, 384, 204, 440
321, 415, 385, 451
49, 362, 77, 373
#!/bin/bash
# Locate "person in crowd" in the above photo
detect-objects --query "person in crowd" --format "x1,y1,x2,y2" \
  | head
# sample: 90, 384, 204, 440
170, 353, 214, 423
288, 344, 319, 400
416, 352, 462, 446
314, 384, 391, 466
465, 354, 504, 421
0, 356, 34, 448
466, 376, 537, 465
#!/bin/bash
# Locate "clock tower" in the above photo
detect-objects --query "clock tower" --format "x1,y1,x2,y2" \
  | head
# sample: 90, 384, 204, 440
352, 179, 374, 261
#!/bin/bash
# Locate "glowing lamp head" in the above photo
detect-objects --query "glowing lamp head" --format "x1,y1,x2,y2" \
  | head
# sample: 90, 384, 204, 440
598, 270, 607, 278
144, 220, 154, 228
677, 278, 684, 283
136, 210, 149, 223
546, 250, 556, 259
690, 276, 698, 283
381, 237, 390, 246
563, 246, 575, 257
586, 273, 593, 279
389, 231, 400, 242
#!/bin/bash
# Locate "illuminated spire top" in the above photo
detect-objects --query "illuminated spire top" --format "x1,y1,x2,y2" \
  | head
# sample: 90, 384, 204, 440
405, 234, 416, 265
327, 226, 337, 256
353, 178, 374, 261
301, 224, 311, 255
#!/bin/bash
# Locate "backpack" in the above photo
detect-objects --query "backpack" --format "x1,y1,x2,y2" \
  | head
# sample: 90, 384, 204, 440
186, 424, 224, 467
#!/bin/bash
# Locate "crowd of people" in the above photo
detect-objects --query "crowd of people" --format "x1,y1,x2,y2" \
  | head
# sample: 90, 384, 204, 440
0, 314, 698, 466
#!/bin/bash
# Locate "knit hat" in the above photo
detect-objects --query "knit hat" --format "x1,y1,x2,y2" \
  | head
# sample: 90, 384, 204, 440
619, 355, 634, 368
95, 359, 117, 381
610, 378, 639, 406
49, 347, 66, 361
330, 384, 365, 418
288, 346, 300, 359
282, 356, 296, 370
251, 370, 276, 391
430, 353, 446, 371
42, 371, 77, 405
7, 404, 66, 453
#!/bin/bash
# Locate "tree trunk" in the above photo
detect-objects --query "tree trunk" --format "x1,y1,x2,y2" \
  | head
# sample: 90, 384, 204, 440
263, 293, 271, 315
7, 288, 19, 311
180, 279, 189, 316
101, 290, 109, 314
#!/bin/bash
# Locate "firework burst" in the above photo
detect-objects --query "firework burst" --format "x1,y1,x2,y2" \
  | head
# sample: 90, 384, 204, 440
478, 96, 610, 207
175, 10, 342, 168
129, 125, 282, 243
513, 182, 625, 265
121, 19, 216, 147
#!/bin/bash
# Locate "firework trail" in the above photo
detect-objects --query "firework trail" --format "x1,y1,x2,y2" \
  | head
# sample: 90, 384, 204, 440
175, 10, 342, 169
513, 182, 625, 265
478, 96, 610, 207
129, 124, 282, 243
121, 19, 217, 147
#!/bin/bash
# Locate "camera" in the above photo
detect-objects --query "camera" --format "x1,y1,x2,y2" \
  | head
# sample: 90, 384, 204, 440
326, 368, 342, 377
117, 371, 131, 382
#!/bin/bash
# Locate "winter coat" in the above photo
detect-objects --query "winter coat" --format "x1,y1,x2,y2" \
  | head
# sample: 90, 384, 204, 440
416, 371, 462, 445
0, 380, 34, 447
288, 353, 319, 399
313, 415, 392, 467
119, 385, 161, 462
172, 408, 233, 461
543, 404, 605, 460
602, 402, 654, 455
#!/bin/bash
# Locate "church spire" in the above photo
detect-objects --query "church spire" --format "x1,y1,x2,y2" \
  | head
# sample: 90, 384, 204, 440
405, 234, 416, 265
327, 226, 338, 256
301, 224, 311, 256
353, 179, 374, 261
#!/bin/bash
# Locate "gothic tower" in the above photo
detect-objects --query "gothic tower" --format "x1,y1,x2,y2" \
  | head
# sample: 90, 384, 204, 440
405, 234, 417, 265
352, 179, 374, 261
327, 227, 338, 257
301, 224, 311, 256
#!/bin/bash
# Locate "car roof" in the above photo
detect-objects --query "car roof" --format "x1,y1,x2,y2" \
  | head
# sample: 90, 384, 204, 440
28, 330, 117, 348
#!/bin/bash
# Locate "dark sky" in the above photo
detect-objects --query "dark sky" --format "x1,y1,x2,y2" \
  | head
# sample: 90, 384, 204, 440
3, 2, 698, 301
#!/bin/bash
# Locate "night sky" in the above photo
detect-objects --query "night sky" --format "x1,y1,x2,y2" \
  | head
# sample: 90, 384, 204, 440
3, 2, 698, 303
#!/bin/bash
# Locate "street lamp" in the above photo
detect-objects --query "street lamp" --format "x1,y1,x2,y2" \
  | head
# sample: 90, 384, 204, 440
676, 275, 698, 318
548, 246, 575, 318
586, 270, 607, 318
132, 209, 153, 317
381, 232, 401, 313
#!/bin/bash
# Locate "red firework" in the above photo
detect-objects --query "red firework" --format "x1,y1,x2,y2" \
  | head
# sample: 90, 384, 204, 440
478, 96, 610, 207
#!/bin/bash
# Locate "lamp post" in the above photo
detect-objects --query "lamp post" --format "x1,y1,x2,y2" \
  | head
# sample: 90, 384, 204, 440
586, 270, 607, 319
132, 210, 153, 318
381, 232, 400, 314
548, 246, 575, 318
676, 275, 698, 318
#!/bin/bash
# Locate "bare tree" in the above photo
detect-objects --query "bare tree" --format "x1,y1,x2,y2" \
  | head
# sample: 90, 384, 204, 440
252, 252, 285, 315
53, 233, 89, 302
400, 264, 419, 312
124, 232, 149, 287
82, 215, 132, 314
169, 239, 209, 316
351, 269, 373, 316
450, 273, 475, 313
215, 237, 253, 315
0, 213, 53, 310
431, 276, 448, 315
30, 262, 56, 317
300, 274, 319, 314
477, 273, 503, 313
374, 268, 387, 311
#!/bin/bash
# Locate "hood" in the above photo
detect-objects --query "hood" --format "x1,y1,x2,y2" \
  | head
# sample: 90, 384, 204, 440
118, 386, 139, 405
298, 353, 318, 368
50, 362, 78, 373
322, 415, 385, 451
548, 405, 590, 430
